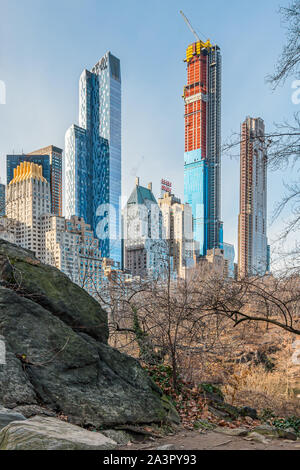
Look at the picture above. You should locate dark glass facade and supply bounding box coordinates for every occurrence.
[28,146,63,216]
[7,154,51,187]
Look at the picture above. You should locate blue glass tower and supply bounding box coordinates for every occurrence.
[65,52,121,266]
[184,152,208,255]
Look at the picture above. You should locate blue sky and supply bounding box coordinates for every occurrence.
[0,0,297,257]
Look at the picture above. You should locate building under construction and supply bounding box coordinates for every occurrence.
[182,16,223,256]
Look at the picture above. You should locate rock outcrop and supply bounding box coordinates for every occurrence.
[0,240,177,429]
[0,406,26,431]
[0,416,117,450]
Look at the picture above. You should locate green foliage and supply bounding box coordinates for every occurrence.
[272,416,300,436]
[145,364,181,395]
[200,383,224,399]
[193,420,216,431]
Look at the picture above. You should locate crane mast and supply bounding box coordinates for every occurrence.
[180,10,201,42]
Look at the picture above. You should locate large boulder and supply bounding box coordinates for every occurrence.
[0,406,26,430]
[0,416,117,450]
[0,240,177,429]
[0,240,108,343]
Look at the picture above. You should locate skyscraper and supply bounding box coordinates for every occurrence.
[6,162,51,258]
[238,117,268,277]
[65,52,121,266]
[223,242,235,279]
[123,178,169,278]
[7,154,50,188]
[158,192,194,278]
[28,146,63,216]
[6,146,62,217]
[183,39,222,256]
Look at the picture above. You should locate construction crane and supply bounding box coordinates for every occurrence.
[180,10,201,42]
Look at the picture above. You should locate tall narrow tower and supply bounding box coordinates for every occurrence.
[183,39,222,256]
[65,52,122,266]
[238,117,268,277]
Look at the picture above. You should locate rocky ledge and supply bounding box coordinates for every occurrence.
[0,240,178,436]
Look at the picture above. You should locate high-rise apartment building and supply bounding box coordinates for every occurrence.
[65,52,121,266]
[6,162,51,258]
[6,146,62,217]
[5,162,126,297]
[158,192,194,278]
[183,39,223,256]
[123,178,169,278]
[28,146,63,216]
[238,117,268,277]
[0,184,5,216]
[42,214,105,296]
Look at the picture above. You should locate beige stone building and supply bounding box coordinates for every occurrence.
[6,163,106,297]
[158,192,194,278]
[6,161,50,258]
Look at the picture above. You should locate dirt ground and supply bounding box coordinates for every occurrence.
[120,429,300,451]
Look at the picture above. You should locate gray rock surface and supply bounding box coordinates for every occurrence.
[156,444,176,450]
[239,406,258,420]
[245,432,270,445]
[276,427,298,441]
[101,429,132,445]
[0,240,178,429]
[0,240,108,343]
[216,426,249,437]
[0,416,117,450]
[12,405,56,418]
[0,406,26,430]
[253,424,277,436]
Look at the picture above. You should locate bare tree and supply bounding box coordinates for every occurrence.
[267,0,300,88]
[223,2,300,274]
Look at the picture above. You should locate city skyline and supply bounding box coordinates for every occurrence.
[0,0,296,261]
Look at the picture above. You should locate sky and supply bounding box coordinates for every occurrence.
[0,0,297,259]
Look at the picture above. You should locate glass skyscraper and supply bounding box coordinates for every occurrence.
[65,52,121,266]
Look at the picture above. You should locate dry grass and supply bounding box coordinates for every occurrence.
[222,349,300,417]
[109,315,300,418]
